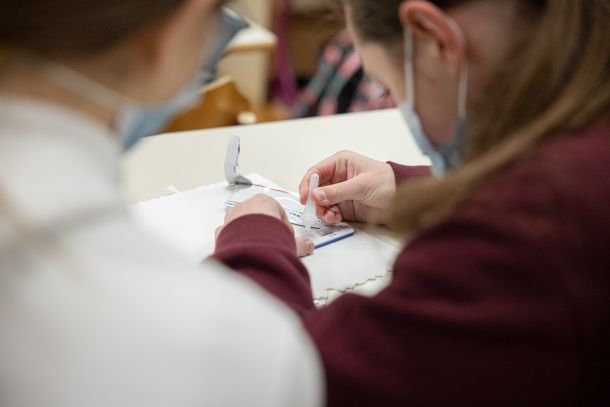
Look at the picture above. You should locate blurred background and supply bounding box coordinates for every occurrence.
[166,0,395,133]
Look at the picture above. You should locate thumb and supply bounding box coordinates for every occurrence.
[313,178,366,206]
[295,237,315,258]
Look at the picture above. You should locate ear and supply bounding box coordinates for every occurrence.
[398,0,466,72]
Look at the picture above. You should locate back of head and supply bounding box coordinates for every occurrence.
[0,0,184,57]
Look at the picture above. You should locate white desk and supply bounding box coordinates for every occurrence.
[122,109,429,298]
[123,109,427,204]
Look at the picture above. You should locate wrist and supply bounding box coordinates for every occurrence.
[387,162,432,184]
[217,214,295,250]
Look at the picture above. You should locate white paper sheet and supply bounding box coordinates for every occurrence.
[226,184,355,249]
[129,174,399,302]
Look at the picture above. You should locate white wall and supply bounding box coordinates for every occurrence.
[219,0,274,104]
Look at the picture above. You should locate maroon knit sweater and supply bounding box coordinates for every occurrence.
[214,122,610,406]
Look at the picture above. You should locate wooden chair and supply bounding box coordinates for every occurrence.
[164,76,252,132]
[164,75,288,133]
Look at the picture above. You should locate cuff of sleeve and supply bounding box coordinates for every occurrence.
[387,162,431,184]
[216,214,296,253]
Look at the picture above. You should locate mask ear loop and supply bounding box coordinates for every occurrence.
[446,17,469,120]
[404,28,416,110]
[404,21,468,118]
[457,63,469,119]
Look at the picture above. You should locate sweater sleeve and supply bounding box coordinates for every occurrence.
[387,161,431,183]
[213,214,315,315]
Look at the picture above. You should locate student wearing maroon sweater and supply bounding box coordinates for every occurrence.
[215,0,610,405]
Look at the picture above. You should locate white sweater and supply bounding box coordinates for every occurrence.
[0,95,323,407]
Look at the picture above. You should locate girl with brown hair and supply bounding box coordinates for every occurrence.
[216,0,610,405]
[0,1,322,406]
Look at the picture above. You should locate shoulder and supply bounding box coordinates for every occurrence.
[463,122,610,238]
[87,215,322,376]
[119,259,323,406]
[112,248,323,406]
[397,122,610,275]
[529,122,610,201]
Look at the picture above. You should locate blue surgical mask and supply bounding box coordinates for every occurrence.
[399,28,470,178]
[45,8,248,151]
[117,76,203,150]
[201,8,249,86]
[119,9,248,150]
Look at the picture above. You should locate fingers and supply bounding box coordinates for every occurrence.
[299,153,349,204]
[222,194,317,258]
[224,194,284,225]
[320,206,343,224]
[312,178,366,207]
[281,208,315,257]
[295,237,315,258]
[301,166,344,224]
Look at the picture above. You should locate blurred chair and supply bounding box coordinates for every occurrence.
[164,76,287,133]
[163,14,281,133]
[165,76,251,132]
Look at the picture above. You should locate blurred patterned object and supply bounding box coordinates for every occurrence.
[293,31,395,118]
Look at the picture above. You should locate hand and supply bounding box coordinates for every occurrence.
[299,151,396,225]
[216,194,315,258]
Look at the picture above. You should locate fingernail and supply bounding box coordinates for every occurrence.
[314,189,327,203]
[306,240,315,254]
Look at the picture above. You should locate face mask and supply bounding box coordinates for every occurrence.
[201,8,249,86]
[399,27,469,178]
[119,9,247,150]
[45,8,247,151]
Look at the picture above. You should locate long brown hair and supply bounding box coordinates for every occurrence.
[344,0,610,233]
[0,0,184,56]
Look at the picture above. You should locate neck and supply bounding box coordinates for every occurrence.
[0,57,116,130]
